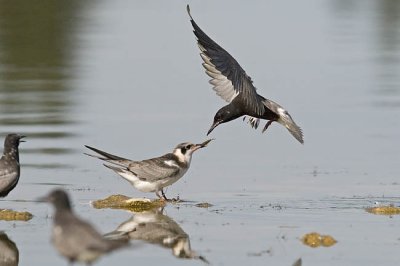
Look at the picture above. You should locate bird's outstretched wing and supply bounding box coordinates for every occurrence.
[187,5,264,115]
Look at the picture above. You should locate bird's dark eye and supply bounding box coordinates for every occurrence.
[185,144,192,150]
[180,147,187,154]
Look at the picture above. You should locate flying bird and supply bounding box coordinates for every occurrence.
[85,139,212,200]
[187,5,303,144]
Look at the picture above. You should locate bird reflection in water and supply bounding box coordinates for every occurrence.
[105,208,208,263]
[0,231,19,266]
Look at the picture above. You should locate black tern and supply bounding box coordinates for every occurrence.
[0,231,19,266]
[0,134,25,197]
[187,5,304,144]
[105,208,208,263]
[85,139,212,200]
[39,189,128,265]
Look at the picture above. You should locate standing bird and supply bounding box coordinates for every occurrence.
[39,189,128,266]
[0,134,25,197]
[85,139,212,200]
[187,5,304,144]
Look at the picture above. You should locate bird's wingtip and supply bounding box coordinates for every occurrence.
[103,163,122,172]
[84,145,97,154]
[186,4,193,20]
[84,152,100,159]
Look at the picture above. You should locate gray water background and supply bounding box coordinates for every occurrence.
[0,0,399,265]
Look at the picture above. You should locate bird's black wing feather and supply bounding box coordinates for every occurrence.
[187,5,264,115]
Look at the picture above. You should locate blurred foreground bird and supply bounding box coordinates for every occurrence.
[39,189,128,266]
[0,134,25,197]
[85,139,212,200]
[0,231,19,266]
[187,5,303,144]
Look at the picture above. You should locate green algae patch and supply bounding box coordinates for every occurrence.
[301,232,337,248]
[91,194,165,212]
[0,209,33,221]
[366,205,400,215]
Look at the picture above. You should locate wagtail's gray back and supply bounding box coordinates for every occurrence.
[85,139,213,200]
[187,5,303,144]
[0,134,25,198]
[38,189,128,265]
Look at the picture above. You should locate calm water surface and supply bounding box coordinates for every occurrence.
[0,0,399,265]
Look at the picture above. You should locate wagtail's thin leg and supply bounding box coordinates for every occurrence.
[156,190,168,201]
[161,189,168,201]
[262,120,273,133]
[155,191,163,199]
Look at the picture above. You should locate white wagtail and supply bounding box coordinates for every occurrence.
[0,134,25,198]
[104,208,208,263]
[187,5,303,144]
[85,139,212,200]
[38,189,129,266]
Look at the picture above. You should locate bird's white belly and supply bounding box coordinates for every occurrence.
[133,169,186,192]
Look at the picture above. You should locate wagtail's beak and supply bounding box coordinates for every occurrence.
[207,121,220,136]
[19,135,27,143]
[193,139,214,151]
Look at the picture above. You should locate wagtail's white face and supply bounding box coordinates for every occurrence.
[172,142,202,164]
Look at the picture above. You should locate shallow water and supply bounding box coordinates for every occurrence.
[0,0,399,265]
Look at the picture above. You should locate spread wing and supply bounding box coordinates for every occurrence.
[127,155,181,182]
[187,5,264,115]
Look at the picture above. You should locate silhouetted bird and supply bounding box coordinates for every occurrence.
[187,5,304,144]
[85,139,212,200]
[0,134,25,197]
[39,189,128,266]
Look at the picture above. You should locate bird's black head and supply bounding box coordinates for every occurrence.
[207,105,240,135]
[4,134,25,149]
[38,189,72,211]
